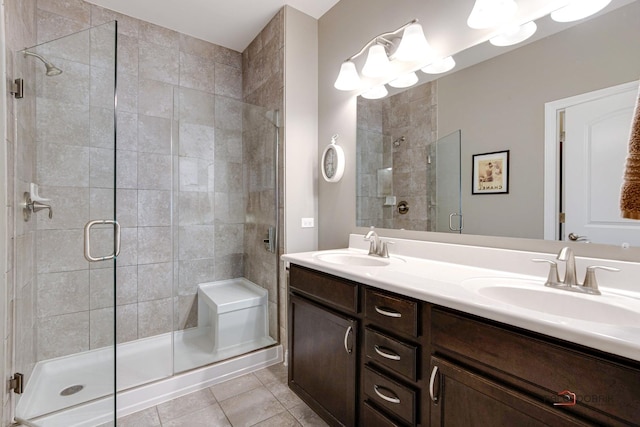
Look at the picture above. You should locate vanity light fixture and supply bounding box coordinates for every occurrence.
[333,19,432,92]
[361,85,389,100]
[334,60,361,91]
[362,44,392,78]
[389,72,419,88]
[550,0,612,23]
[490,21,538,46]
[393,22,432,62]
[421,56,456,74]
[467,0,518,29]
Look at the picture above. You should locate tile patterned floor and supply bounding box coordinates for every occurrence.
[116,363,329,426]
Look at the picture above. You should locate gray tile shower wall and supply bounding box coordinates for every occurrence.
[242,10,284,343]
[356,82,438,231]
[356,96,385,229]
[3,0,285,381]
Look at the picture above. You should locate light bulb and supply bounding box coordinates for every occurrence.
[334,60,361,91]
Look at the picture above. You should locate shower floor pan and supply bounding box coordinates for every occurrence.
[16,329,277,422]
[16,333,173,420]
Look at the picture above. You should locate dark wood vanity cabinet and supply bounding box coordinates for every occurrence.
[288,265,425,427]
[429,308,640,427]
[361,288,425,426]
[288,266,360,426]
[289,294,358,426]
[427,356,591,427]
[288,264,640,426]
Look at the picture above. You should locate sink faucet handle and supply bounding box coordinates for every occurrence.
[532,258,560,285]
[582,265,620,295]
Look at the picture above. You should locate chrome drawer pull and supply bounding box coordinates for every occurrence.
[429,365,439,402]
[374,345,401,361]
[344,326,353,354]
[374,385,400,404]
[375,306,402,318]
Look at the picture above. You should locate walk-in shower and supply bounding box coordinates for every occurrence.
[12,18,281,426]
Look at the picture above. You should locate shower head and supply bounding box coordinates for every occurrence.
[22,50,63,76]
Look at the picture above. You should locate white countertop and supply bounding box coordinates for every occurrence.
[282,234,640,362]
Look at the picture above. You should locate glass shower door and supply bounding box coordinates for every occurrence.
[434,130,462,233]
[13,22,117,425]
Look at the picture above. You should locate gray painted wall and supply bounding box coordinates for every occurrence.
[284,7,318,255]
[439,3,640,238]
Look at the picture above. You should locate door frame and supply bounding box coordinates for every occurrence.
[543,80,639,241]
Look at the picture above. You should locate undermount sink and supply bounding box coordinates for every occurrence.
[313,252,399,267]
[462,278,640,326]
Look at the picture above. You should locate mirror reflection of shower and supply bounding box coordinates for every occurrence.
[22,50,63,76]
[393,135,405,147]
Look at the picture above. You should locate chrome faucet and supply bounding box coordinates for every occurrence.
[364,229,390,258]
[557,247,577,286]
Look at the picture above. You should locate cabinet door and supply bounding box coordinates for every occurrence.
[428,357,592,427]
[289,294,358,427]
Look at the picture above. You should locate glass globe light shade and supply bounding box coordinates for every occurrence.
[467,0,518,29]
[550,0,612,23]
[421,56,456,74]
[490,21,538,46]
[394,22,432,62]
[389,72,419,89]
[361,85,388,100]
[334,60,361,91]
[362,44,391,78]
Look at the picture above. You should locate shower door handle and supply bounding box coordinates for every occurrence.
[84,220,121,262]
[449,213,464,231]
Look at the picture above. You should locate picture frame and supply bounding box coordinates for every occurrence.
[472,150,509,194]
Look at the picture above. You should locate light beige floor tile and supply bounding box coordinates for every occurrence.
[267,381,304,409]
[254,363,287,387]
[210,373,262,402]
[157,388,217,422]
[162,402,231,426]
[289,403,329,427]
[219,386,286,426]
[116,406,161,427]
[253,410,302,427]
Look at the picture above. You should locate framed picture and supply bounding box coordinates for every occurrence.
[472,150,509,194]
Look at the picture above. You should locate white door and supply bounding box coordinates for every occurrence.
[563,84,639,245]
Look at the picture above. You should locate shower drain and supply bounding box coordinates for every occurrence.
[60,385,84,396]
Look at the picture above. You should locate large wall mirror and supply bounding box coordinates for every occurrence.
[356,0,640,247]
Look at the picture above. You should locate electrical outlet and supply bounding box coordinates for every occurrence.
[301,218,314,228]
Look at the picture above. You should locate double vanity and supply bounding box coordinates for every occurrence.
[282,234,640,426]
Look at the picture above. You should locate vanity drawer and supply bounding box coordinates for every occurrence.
[289,265,358,314]
[362,401,405,427]
[364,288,419,337]
[364,327,418,381]
[431,308,640,426]
[363,366,417,425]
